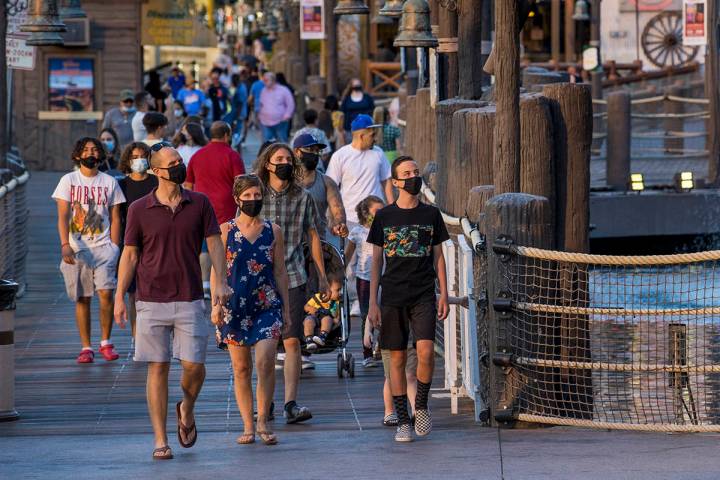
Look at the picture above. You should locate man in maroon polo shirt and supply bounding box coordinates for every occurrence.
[114,144,231,460]
[185,121,245,296]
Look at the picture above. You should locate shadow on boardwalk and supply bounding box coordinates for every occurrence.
[2,171,720,480]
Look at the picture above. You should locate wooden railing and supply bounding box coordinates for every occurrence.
[363,61,402,98]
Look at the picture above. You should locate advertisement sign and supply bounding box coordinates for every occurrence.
[6,6,36,70]
[300,0,324,40]
[141,0,215,47]
[48,58,95,112]
[683,0,707,46]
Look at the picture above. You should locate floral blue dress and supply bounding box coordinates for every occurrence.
[216,219,283,349]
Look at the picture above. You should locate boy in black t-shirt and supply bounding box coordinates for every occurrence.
[367,155,449,442]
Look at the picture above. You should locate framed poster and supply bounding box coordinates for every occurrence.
[683,0,706,46]
[48,58,95,112]
[300,0,324,40]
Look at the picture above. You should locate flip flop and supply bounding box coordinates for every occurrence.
[152,445,173,460]
[236,433,256,444]
[257,430,278,445]
[176,401,197,448]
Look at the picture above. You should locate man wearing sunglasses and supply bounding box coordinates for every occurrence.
[114,143,232,460]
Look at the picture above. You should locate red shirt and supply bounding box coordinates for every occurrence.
[124,188,220,303]
[186,141,245,223]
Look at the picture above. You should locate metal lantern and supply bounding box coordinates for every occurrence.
[334,0,370,16]
[372,0,395,23]
[572,0,590,21]
[20,0,67,46]
[393,0,436,48]
[379,0,403,17]
[60,0,87,19]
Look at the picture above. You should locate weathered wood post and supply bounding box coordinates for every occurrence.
[606,90,631,190]
[520,93,555,210]
[435,99,485,216]
[457,0,483,99]
[664,84,684,152]
[438,2,458,99]
[707,0,720,184]
[484,193,554,426]
[492,0,521,194]
[413,88,435,171]
[403,94,417,158]
[541,83,592,252]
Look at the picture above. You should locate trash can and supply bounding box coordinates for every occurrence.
[0,280,19,421]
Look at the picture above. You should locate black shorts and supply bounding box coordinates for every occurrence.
[283,283,306,340]
[379,302,437,350]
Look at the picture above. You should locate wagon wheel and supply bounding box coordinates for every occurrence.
[641,11,699,68]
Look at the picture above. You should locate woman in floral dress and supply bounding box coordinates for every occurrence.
[211,174,290,446]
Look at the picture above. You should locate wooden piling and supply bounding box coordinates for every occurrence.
[458,0,484,99]
[403,94,417,158]
[413,88,436,171]
[606,90,631,190]
[541,83,592,253]
[435,99,485,216]
[520,93,555,211]
[492,0,522,195]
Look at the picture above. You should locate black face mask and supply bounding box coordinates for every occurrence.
[239,199,263,217]
[80,156,98,169]
[157,163,187,185]
[272,163,294,181]
[300,152,320,171]
[352,86,363,92]
[399,176,422,196]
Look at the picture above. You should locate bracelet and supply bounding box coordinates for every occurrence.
[61,243,70,248]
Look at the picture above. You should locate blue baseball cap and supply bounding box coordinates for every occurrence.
[351,114,382,132]
[292,132,326,149]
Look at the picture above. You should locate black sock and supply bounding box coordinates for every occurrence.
[416,380,431,411]
[393,395,411,426]
[284,400,297,413]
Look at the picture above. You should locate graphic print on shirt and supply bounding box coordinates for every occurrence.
[69,184,111,239]
[383,225,433,257]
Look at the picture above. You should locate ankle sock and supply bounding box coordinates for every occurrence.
[416,380,431,411]
[100,339,111,347]
[392,395,411,426]
[81,347,93,352]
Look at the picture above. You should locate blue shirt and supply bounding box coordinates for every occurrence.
[177,88,206,116]
[168,74,185,98]
[250,80,264,113]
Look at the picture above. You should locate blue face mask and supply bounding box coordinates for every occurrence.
[102,140,115,152]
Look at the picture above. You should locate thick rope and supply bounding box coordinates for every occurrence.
[511,245,720,265]
[516,414,720,432]
[631,111,709,119]
[513,301,720,317]
[513,356,720,373]
[631,130,707,139]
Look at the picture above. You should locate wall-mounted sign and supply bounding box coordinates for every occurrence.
[141,0,216,47]
[300,0,324,40]
[48,58,95,112]
[619,0,680,12]
[6,5,36,71]
[683,0,706,46]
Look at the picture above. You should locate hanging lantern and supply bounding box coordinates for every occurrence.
[20,0,67,46]
[379,0,403,17]
[393,0,436,48]
[572,0,590,21]
[60,0,87,19]
[334,0,370,16]
[372,0,396,23]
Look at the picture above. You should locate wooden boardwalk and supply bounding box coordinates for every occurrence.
[4,163,720,480]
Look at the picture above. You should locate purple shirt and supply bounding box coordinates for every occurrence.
[124,188,220,303]
[258,84,295,127]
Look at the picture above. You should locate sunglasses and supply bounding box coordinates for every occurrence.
[150,141,173,153]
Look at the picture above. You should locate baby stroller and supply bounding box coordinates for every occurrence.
[302,240,356,378]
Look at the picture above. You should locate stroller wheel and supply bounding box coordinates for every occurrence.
[337,353,344,378]
[347,353,355,378]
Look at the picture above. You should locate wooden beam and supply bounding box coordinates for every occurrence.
[564,0,576,63]
[551,0,560,64]
[492,0,521,194]
[458,0,484,99]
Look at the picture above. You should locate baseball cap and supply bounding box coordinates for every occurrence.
[351,114,381,132]
[293,133,327,150]
[119,89,134,102]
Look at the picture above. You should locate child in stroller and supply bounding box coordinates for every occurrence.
[303,272,343,350]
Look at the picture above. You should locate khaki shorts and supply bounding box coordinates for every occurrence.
[381,347,418,379]
[134,300,209,364]
[59,243,119,301]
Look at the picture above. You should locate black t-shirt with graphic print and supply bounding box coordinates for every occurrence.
[368,202,449,307]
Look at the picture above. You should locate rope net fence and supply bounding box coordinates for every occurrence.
[490,245,720,432]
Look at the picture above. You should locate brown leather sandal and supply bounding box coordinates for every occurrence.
[152,445,174,460]
[176,401,197,448]
[258,430,278,445]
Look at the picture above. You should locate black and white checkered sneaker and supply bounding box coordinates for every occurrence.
[414,409,432,436]
[395,423,413,442]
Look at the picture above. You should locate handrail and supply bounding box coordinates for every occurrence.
[420,181,484,254]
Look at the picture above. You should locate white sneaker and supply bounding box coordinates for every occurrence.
[395,423,413,442]
[301,355,315,370]
[362,357,377,368]
[350,300,360,317]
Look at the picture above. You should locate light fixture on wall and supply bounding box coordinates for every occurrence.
[20,0,67,46]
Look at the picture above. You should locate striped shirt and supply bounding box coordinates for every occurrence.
[262,183,319,289]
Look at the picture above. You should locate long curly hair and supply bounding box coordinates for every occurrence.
[70,137,107,168]
[253,142,303,188]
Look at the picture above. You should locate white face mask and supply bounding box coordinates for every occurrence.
[130,157,148,173]
[174,109,183,118]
